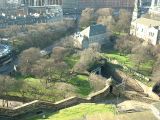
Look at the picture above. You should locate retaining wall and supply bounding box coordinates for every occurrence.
[0,84,110,119]
[112,70,160,101]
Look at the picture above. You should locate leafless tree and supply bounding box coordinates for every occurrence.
[32,58,70,87]
[89,74,106,92]
[97,15,115,31]
[73,48,100,72]
[116,9,131,33]
[96,8,114,17]
[131,45,154,71]
[115,35,140,55]
[54,82,76,99]
[52,47,68,61]
[18,47,41,76]
[0,75,15,107]
[79,8,96,28]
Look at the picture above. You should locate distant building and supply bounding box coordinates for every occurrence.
[73,24,109,49]
[7,0,20,4]
[132,0,142,21]
[130,0,160,45]
[20,0,153,14]
[78,0,134,10]
[62,0,78,13]
[149,0,160,15]
[130,17,160,45]
[0,0,7,9]
[62,0,135,14]
[21,0,62,6]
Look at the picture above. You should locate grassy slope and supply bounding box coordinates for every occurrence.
[64,55,79,68]
[10,74,91,101]
[69,75,92,96]
[29,103,115,120]
[102,51,153,76]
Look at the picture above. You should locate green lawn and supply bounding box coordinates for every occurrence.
[102,51,134,67]
[64,55,79,68]
[102,51,153,76]
[9,77,59,101]
[102,51,155,86]
[28,103,115,120]
[69,75,92,96]
[10,74,91,101]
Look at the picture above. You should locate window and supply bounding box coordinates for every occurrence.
[141,28,143,32]
[149,32,154,37]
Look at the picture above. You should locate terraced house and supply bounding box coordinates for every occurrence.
[130,0,160,45]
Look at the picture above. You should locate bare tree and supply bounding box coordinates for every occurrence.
[73,48,100,72]
[18,47,41,76]
[131,45,154,71]
[89,74,106,92]
[52,47,68,61]
[15,80,31,103]
[96,8,114,17]
[0,75,15,107]
[115,35,140,55]
[116,9,131,33]
[60,36,75,48]
[97,15,115,31]
[79,8,96,28]
[32,58,70,87]
[54,82,76,99]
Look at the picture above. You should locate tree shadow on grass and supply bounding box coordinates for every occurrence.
[68,75,92,96]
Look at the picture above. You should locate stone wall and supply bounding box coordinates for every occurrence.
[111,69,145,92]
[112,70,160,101]
[0,84,110,119]
[88,85,110,102]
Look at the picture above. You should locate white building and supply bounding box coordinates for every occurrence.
[130,0,160,45]
[28,5,63,22]
[149,0,160,15]
[7,0,20,4]
[73,24,109,49]
[130,17,160,45]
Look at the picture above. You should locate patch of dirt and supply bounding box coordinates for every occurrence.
[0,99,23,108]
[117,100,151,112]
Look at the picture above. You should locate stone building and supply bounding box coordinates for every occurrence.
[20,0,153,14]
[130,0,160,45]
[130,18,160,45]
[74,24,109,49]
[149,0,160,15]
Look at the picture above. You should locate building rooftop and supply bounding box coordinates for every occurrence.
[89,24,106,36]
[134,17,160,27]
